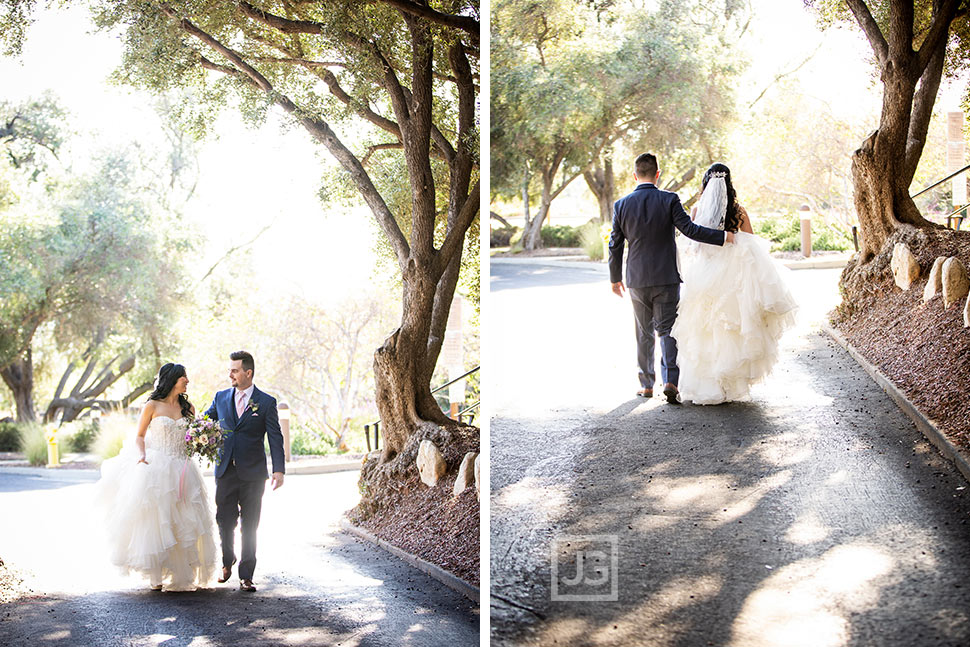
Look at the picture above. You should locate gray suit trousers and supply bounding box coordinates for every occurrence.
[629,284,680,389]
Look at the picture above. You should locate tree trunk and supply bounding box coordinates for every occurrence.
[373,263,453,463]
[522,172,552,250]
[841,0,957,263]
[584,155,615,223]
[0,350,35,422]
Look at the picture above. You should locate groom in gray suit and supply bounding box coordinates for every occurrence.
[608,153,734,403]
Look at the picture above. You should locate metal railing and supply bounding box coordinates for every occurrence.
[364,365,480,452]
[910,163,970,231]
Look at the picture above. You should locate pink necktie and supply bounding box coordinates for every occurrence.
[236,391,246,418]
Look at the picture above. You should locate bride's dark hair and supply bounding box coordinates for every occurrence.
[702,162,741,233]
[148,363,193,420]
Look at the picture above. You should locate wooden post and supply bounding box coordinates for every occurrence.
[799,204,812,258]
[278,402,291,463]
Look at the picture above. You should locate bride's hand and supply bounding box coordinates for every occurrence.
[137,456,148,465]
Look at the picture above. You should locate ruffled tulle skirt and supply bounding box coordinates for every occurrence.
[672,231,798,405]
[94,441,217,591]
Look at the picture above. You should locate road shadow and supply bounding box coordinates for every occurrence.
[491,332,970,646]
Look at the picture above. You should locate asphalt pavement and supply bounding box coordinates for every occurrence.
[0,469,478,646]
[489,257,970,647]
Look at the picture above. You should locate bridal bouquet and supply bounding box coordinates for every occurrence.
[184,415,225,465]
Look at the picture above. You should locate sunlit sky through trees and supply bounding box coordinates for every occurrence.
[0,1,383,307]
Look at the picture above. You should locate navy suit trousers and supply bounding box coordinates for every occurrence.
[629,284,680,389]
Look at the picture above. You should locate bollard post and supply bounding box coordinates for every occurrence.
[278,402,291,463]
[799,204,812,258]
[852,225,859,252]
[46,427,60,468]
[364,424,371,452]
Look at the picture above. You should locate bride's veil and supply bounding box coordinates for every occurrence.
[693,173,728,231]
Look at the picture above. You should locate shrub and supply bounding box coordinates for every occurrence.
[61,419,100,453]
[490,226,518,247]
[581,221,611,261]
[20,424,48,466]
[754,214,852,252]
[95,414,134,461]
[540,224,582,247]
[0,422,21,452]
[290,425,337,455]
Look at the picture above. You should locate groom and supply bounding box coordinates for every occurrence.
[204,350,285,592]
[608,153,734,403]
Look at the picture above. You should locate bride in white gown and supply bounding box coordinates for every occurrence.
[672,163,798,405]
[95,363,216,591]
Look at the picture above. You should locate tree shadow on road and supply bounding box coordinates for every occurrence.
[491,332,970,647]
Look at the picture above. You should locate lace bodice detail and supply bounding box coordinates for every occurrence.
[146,416,189,458]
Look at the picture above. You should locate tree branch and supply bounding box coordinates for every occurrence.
[163,8,411,267]
[436,179,480,274]
[376,0,479,42]
[916,0,962,74]
[200,222,273,283]
[845,0,889,64]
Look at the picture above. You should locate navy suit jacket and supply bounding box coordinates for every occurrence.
[608,183,725,288]
[204,385,285,481]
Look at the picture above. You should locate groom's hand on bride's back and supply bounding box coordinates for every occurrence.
[612,281,626,297]
[725,231,735,244]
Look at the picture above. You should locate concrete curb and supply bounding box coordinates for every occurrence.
[782,257,850,270]
[822,323,970,485]
[339,517,480,604]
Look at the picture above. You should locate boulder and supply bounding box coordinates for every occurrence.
[942,257,970,308]
[453,452,478,496]
[890,243,920,290]
[923,257,946,302]
[416,439,447,487]
[474,454,481,500]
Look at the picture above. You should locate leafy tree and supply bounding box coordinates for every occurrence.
[0,151,188,422]
[807,0,967,262]
[70,0,481,477]
[491,0,743,247]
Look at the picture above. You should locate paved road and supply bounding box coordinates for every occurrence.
[489,257,970,647]
[0,469,478,646]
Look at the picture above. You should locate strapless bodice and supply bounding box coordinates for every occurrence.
[146,416,189,458]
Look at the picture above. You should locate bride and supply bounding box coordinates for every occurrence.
[672,163,798,405]
[95,363,217,591]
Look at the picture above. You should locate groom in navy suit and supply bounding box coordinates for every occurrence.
[608,153,734,403]
[204,350,285,592]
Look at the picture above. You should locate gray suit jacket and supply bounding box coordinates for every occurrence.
[608,183,725,288]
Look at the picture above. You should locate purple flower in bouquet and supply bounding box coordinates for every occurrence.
[185,415,226,465]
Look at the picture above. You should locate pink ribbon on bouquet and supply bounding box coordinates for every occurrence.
[177,458,189,502]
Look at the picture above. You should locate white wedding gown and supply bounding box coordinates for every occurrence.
[672,231,798,404]
[95,416,217,590]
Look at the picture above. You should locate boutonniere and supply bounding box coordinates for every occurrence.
[248,401,259,414]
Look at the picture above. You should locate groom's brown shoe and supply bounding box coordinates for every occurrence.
[240,579,256,592]
[637,388,653,398]
[663,383,681,404]
[218,559,236,583]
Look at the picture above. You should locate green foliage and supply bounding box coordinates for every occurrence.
[94,414,132,461]
[289,425,337,456]
[60,418,99,453]
[541,224,582,247]
[754,214,852,252]
[581,221,610,261]
[0,421,20,451]
[19,423,47,466]
[490,226,518,247]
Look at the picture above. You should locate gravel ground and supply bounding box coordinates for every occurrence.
[834,230,970,452]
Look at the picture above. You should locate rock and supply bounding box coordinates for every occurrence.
[453,452,478,496]
[942,257,970,308]
[890,243,920,290]
[474,454,481,500]
[923,257,946,302]
[416,439,446,487]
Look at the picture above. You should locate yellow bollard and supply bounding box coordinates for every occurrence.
[46,427,60,468]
